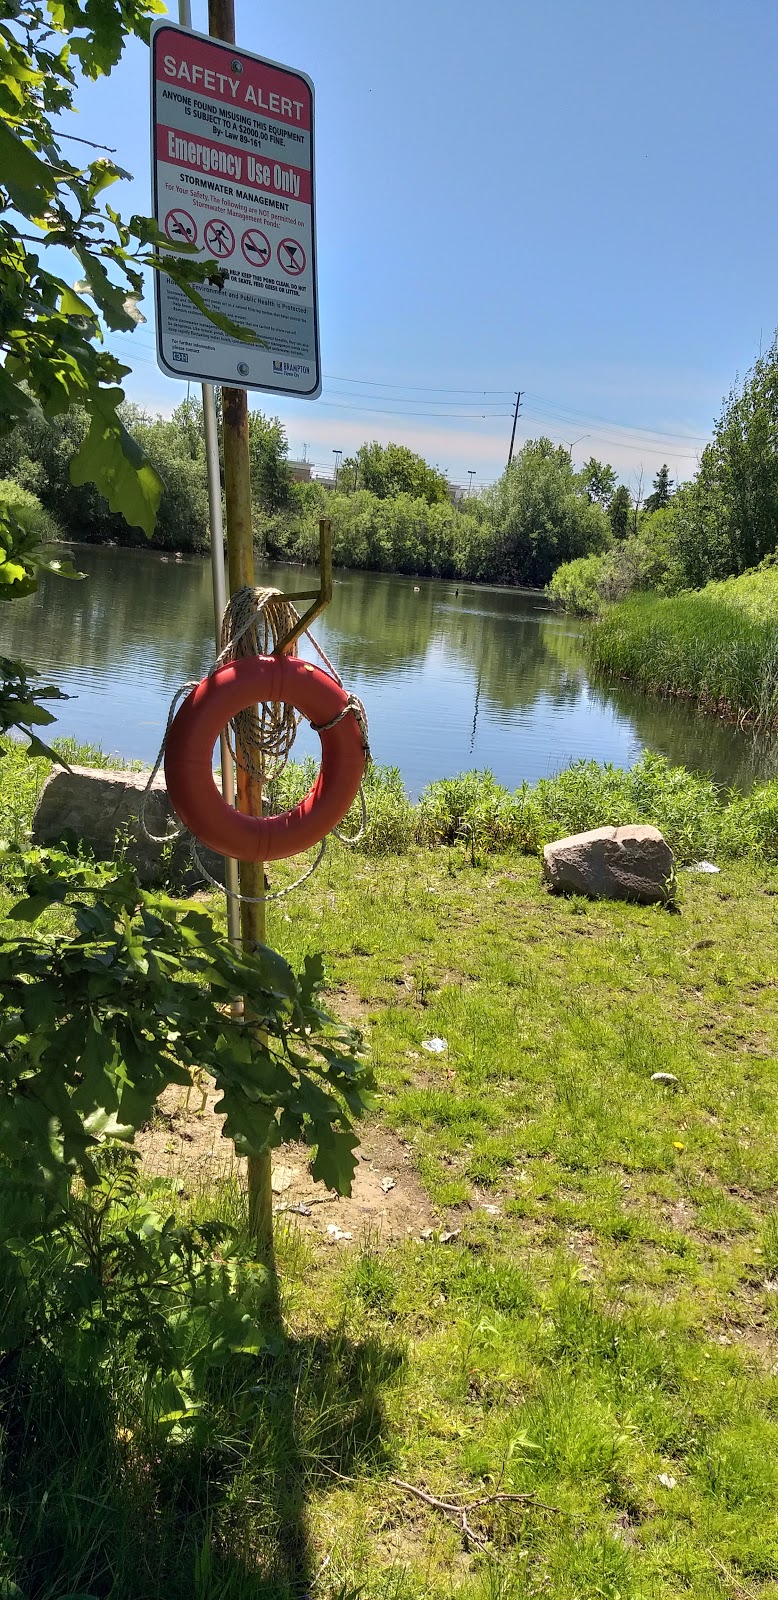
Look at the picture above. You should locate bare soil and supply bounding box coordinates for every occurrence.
[136,1082,437,1244]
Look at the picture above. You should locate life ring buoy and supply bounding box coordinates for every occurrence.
[164,655,367,862]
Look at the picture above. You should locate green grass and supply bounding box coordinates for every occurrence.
[2,812,778,1593]
[2,745,778,1596]
[590,562,778,730]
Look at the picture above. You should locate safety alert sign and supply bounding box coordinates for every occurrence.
[150,20,320,396]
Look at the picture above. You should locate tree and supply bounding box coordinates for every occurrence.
[644,463,674,514]
[248,409,292,513]
[0,2,252,547]
[610,483,631,541]
[348,441,449,504]
[579,457,617,508]
[484,438,611,587]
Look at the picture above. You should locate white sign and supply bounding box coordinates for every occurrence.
[150,20,320,397]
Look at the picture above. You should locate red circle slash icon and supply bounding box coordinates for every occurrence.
[204,218,235,258]
[277,237,306,275]
[241,227,271,268]
[164,208,197,246]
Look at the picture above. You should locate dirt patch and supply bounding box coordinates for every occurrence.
[136,1083,437,1244]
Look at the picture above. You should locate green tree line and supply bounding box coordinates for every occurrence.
[550,332,778,612]
[1,403,622,585]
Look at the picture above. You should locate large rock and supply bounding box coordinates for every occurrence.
[543,824,675,904]
[32,764,225,889]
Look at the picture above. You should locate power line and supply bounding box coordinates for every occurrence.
[523,390,709,446]
[110,334,709,452]
[322,373,513,396]
[304,400,513,420]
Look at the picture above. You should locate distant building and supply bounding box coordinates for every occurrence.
[288,458,312,482]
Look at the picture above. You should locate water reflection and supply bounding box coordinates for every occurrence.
[3,545,775,794]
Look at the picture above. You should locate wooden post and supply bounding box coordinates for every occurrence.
[208,0,273,1262]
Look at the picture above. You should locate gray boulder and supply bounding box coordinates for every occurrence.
[543,824,674,904]
[32,764,225,889]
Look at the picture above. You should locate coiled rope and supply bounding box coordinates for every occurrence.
[140,587,370,902]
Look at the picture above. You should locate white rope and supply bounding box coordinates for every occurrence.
[190,836,327,902]
[140,680,200,843]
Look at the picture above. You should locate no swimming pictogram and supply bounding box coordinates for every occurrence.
[204,217,235,258]
[165,208,197,245]
[277,237,306,275]
[241,227,271,267]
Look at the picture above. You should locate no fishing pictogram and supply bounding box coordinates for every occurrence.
[241,227,272,268]
[165,208,197,245]
[277,237,306,275]
[204,218,235,258]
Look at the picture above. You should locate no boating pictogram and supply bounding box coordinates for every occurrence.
[165,208,197,246]
[241,227,271,267]
[277,237,306,275]
[204,218,235,258]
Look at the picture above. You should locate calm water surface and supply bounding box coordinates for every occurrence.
[6,544,776,795]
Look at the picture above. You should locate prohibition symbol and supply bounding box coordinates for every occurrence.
[164,208,197,246]
[277,237,306,275]
[204,217,235,258]
[241,227,271,268]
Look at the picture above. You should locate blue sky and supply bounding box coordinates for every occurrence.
[70,0,778,491]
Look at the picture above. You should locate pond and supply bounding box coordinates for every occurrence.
[6,544,776,796]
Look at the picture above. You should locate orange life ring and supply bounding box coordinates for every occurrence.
[164,655,367,862]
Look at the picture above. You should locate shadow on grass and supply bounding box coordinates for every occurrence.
[0,1323,404,1599]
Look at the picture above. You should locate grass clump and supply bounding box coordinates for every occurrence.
[590,561,778,730]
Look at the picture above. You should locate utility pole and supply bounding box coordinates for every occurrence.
[507,389,523,467]
[207,0,273,1262]
[467,469,475,496]
[333,448,342,488]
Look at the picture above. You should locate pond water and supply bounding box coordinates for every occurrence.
[5,544,776,796]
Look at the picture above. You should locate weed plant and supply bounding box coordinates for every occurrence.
[6,735,778,869]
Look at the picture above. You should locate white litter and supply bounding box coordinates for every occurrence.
[271,1164,297,1194]
[482,1203,501,1216]
[422,1036,448,1053]
[326,1223,352,1242]
[685,861,720,874]
[651,1072,679,1086]
[381,1176,396,1193]
[657,1473,677,1489]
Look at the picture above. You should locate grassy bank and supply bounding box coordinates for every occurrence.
[2,822,778,1595]
[1,742,778,1596]
[590,564,778,731]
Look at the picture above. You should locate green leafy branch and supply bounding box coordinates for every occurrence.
[0,3,259,537]
[0,848,374,1200]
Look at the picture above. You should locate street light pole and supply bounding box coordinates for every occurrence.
[332,448,342,489]
[467,470,475,496]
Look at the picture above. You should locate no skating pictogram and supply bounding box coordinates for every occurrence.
[277,237,306,275]
[241,228,272,268]
[165,208,197,246]
[204,218,235,258]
